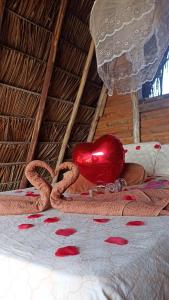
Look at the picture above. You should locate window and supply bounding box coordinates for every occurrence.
[142,47,169,99]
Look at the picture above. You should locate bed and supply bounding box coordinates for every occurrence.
[0,142,169,300]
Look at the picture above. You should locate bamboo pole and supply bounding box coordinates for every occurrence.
[19,0,68,188]
[87,85,107,142]
[0,0,6,32]
[55,40,95,171]
[131,92,140,143]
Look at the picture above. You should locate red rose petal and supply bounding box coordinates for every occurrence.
[105,237,128,245]
[154,144,161,149]
[25,192,34,196]
[123,195,136,201]
[93,218,110,223]
[136,146,141,150]
[126,221,145,226]
[18,224,34,230]
[81,192,89,196]
[44,217,60,223]
[55,228,77,236]
[55,246,79,257]
[144,177,153,182]
[27,214,44,219]
[25,192,40,197]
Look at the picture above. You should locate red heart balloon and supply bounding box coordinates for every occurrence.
[73,135,125,184]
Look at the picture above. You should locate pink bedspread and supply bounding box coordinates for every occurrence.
[126,176,169,190]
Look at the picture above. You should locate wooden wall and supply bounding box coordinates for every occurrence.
[95,93,169,145]
[94,92,133,144]
[140,95,169,144]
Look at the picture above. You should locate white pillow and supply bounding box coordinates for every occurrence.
[154,144,169,176]
[123,142,161,176]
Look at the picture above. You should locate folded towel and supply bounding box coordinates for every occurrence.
[0,161,169,217]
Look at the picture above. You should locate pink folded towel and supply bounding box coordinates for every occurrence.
[0,160,169,216]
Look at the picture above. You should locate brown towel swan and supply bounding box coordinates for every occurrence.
[0,160,55,215]
[0,160,169,216]
[51,162,169,216]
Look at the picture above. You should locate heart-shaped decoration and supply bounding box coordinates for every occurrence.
[73,135,124,184]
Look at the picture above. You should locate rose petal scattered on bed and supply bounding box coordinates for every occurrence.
[105,237,128,245]
[81,192,89,196]
[55,228,77,236]
[144,177,153,182]
[126,221,145,226]
[135,146,141,150]
[55,246,79,257]
[93,218,110,223]
[44,217,60,223]
[154,144,161,149]
[95,191,105,195]
[18,224,34,230]
[123,195,136,201]
[25,192,40,197]
[27,214,44,219]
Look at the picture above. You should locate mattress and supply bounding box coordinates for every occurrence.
[0,177,169,300]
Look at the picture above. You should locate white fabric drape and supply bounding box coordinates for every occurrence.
[90,0,169,95]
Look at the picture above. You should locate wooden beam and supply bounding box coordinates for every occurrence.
[131,92,140,143]
[87,85,107,142]
[55,40,95,170]
[0,0,6,31]
[139,95,169,113]
[0,82,97,110]
[19,0,68,188]
[56,65,102,89]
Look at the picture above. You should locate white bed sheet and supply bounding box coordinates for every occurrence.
[0,187,169,300]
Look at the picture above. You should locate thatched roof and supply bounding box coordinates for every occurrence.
[0,0,104,191]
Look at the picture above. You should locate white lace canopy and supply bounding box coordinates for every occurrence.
[90,0,169,95]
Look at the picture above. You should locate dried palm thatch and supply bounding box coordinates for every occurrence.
[0,162,26,185]
[44,98,73,122]
[0,47,46,92]
[0,0,104,191]
[0,116,34,141]
[0,181,21,191]
[70,124,90,142]
[0,142,29,162]
[33,159,56,183]
[1,9,52,61]
[36,142,61,161]
[49,68,80,100]
[81,82,102,106]
[39,122,67,142]
[68,0,94,23]
[76,106,95,124]
[88,54,102,85]
[0,84,39,117]
[56,40,87,76]
[6,0,59,30]
[64,142,77,159]
[62,13,91,51]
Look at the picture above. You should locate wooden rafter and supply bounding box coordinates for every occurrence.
[55,40,95,171]
[20,0,68,188]
[131,92,140,143]
[87,85,107,142]
[0,82,96,110]
[0,0,6,31]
